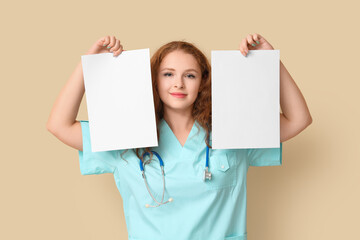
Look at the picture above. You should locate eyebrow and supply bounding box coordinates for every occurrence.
[160,68,199,73]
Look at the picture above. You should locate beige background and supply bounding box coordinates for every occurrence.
[1,0,359,239]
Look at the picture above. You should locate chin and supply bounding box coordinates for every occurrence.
[166,102,193,111]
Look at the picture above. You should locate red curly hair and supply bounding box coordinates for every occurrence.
[120,40,212,163]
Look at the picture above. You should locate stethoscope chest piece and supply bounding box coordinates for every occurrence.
[203,140,212,181]
[203,167,212,181]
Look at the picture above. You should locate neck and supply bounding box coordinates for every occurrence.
[163,106,195,132]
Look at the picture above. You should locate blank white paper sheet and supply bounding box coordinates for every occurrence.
[81,49,158,152]
[211,50,280,149]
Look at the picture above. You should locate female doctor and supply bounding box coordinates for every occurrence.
[47,34,312,240]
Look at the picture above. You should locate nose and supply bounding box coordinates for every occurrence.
[174,75,184,88]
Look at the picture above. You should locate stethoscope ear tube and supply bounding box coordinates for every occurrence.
[140,151,164,171]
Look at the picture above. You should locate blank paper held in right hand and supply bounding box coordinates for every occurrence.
[211,50,280,149]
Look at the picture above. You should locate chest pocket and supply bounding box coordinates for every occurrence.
[204,152,238,190]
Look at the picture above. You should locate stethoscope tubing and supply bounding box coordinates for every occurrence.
[140,151,167,207]
[139,135,211,208]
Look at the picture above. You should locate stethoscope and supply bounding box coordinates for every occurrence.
[139,138,211,208]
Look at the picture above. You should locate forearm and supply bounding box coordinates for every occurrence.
[279,60,312,124]
[46,61,85,132]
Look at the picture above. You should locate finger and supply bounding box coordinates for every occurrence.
[113,45,124,56]
[102,36,110,47]
[106,36,116,50]
[110,39,120,53]
[253,33,261,44]
[247,34,257,48]
[113,44,124,56]
[99,36,106,45]
[240,38,248,56]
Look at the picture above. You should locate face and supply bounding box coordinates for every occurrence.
[157,50,202,112]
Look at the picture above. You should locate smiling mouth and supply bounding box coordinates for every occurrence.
[170,93,187,98]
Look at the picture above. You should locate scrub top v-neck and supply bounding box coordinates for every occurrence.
[78,119,282,240]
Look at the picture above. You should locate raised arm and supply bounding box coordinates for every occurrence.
[239,33,312,143]
[278,60,312,142]
[46,35,124,151]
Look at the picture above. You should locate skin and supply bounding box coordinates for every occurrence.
[156,50,202,146]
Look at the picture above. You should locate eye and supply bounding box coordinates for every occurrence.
[164,72,173,77]
[187,74,195,78]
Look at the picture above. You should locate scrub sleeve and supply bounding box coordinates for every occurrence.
[247,142,283,167]
[77,120,119,175]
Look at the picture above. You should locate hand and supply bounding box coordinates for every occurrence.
[238,33,274,57]
[86,35,125,57]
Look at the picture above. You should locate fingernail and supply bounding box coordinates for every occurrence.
[251,43,256,47]
[107,46,111,49]
[256,41,260,44]
[103,44,106,46]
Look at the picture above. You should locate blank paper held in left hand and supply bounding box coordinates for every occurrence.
[81,49,158,152]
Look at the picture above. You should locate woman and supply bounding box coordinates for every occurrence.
[47,34,312,240]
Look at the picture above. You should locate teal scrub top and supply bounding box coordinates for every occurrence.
[78,119,282,240]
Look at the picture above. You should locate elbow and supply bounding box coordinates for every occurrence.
[294,115,313,132]
[298,112,313,127]
[46,122,57,134]
[46,122,52,132]
[306,115,313,126]
[299,116,312,131]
